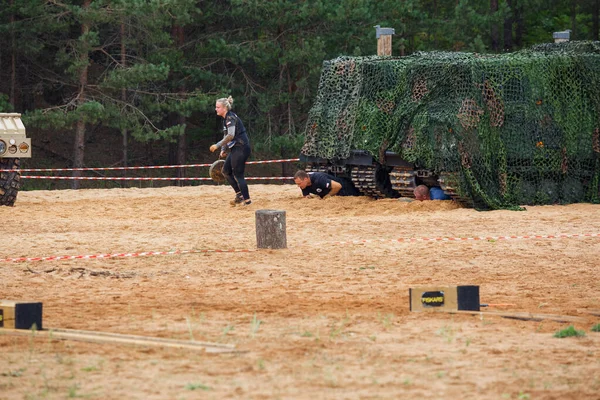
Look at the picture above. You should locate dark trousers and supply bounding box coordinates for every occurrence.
[331,176,361,196]
[222,144,251,200]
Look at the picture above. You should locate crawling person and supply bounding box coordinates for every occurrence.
[413,184,452,201]
[293,170,359,198]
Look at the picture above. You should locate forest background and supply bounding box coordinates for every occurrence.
[0,0,598,190]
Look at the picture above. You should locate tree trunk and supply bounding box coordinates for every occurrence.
[514,2,524,47]
[120,20,128,170]
[490,0,500,51]
[281,65,296,177]
[72,0,91,189]
[176,114,186,185]
[73,121,86,189]
[571,0,577,39]
[594,0,599,41]
[286,66,295,137]
[172,24,186,186]
[433,0,438,48]
[9,0,15,110]
[120,19,129,187]
[503,0,514,51]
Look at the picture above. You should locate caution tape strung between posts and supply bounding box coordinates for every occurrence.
[1,248,255,263]
[2,232,598,264]
[20,176,294,181]
[327,232,600,246]
[2,158,301,172]
[11,157,300,181]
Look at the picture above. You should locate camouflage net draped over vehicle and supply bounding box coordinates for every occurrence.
[302,42,600,209]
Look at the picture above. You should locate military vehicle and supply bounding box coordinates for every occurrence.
[0,113,32,206]
[300,41,600,209]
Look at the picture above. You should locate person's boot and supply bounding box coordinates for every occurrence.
[230,193,244,206]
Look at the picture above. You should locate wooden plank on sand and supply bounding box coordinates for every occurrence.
[435,310,587,323]
[0,328,241,353]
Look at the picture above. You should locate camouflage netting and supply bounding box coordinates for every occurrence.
[302,41,600,209]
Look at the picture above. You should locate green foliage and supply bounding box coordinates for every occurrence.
[2,0,600,169]
[553,325,586,338]
[103,63,171,89]
[253,133,305,159]
[591,324,600,332]
[185,382,211,391]
[0,94,10,112]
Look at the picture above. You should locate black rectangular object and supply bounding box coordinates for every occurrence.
[457,285,480,311]
[15,302,43,330]
[0,301,43,330]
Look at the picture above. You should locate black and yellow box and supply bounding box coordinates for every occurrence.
[409,286,480,312]
[0,300,43,330]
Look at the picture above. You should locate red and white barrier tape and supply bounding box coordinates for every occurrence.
[328,232,600,246]
[5,158,300,172]
[10,164,210,172]
[3,232,598,264]
[247,158,299,165]
[2,248,255,263]
[21,175,294,181]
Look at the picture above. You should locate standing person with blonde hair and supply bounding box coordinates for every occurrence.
[210,96,252,206]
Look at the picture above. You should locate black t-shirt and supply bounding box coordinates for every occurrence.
[222,111,250,148]
[302,172,334,198]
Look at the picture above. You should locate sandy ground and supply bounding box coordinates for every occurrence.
[0,184,599,400]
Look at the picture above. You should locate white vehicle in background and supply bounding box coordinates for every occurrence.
[0,113,31,206]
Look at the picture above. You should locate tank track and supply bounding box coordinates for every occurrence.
[305,164,329,174]
[438,172,473,206]
[350,165,397,199]
[389,167,417,198]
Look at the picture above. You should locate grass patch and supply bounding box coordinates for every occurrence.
[553,325,585,338]
[1,368,25,377]
[257,359,266,370]
[591,323,600,332]
[329,316,349,340]
[185,382,211,391]
[67,384,81,398]
[186,316,195,341]
[250,313,262,338]
[376,312,395,330]
[436,325,455,343]
[221,324,235,336]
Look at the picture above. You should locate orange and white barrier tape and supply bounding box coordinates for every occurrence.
[12,157,301,180]
[328,232,600,246]
[20,176,293,181]
[247,158,300,165]
[2,248,255,263]
[2,232,598,264]
[7,158,300,172]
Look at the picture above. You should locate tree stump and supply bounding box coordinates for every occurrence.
[255,209,287,249]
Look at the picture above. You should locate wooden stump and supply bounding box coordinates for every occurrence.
[255,209,287,249]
